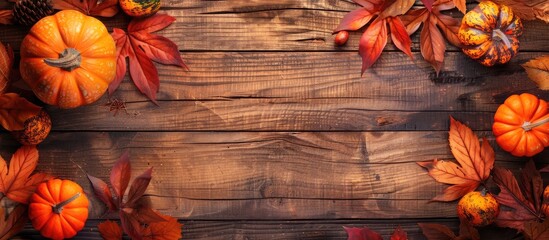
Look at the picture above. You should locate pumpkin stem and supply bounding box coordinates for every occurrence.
[522,117,549,131]
[44,48,81,72]
[52,192,81,214]
[492,29,511,49]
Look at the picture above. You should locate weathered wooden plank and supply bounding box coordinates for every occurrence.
[18,218,519,240]
[107,51,542,105]
[0,3,547,52]
[1,131,544,219]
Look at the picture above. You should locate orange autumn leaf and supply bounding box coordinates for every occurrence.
[142,215,182,240]
[522,55,549,90]
[52,0,119,17]
[98,220,123,240]
[417,117,495,201]
[0,42,13,94]
[0,146,52,204]
[490,0,549,23]
[0,93,41,131]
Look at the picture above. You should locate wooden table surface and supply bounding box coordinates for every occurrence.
[2,0,549,239]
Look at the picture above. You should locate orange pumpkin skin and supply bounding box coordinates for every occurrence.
[20,10,116,109]
[457,191,499,227]
[493,93,549,157]
[458,1,523,66]
[29,179,89,240]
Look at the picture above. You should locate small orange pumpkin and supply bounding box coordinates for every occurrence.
[458,1,523,66]
[493,93,549,157]
[542,185,549,217]
[457,190,499,227]
[19,10,116,109]
[29,179,89,240]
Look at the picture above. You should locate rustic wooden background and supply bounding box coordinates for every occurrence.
[1,0,549,239]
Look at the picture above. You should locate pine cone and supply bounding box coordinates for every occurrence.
[13,0,54,26]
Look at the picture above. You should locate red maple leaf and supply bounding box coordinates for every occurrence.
[0,146,52,204]
[400,0,461,74]
[88,151,172,239]
[418,219,480,240]
[110,14,188,103]
[492,160,544,231]
[334,0,414,75]
[51,0,119,17]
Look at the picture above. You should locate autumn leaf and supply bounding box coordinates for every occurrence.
[98,220,123,240]
[343,226,383,240]
[0,146,52,204]
[0,93,41,131]
[418,219,479,240]
[390,226,407,240]
[110,151,131,202]
[522,55,549,90]
[493,161,544,231]
[524,220,549,240]
[0,42,13,94]
[0,10,13,25]
[417,116,494,201]
[334,0,414,75]
[87,174,116,211]
[421,0,435,11]
[109,14,187,103]
[400,0,461,74]
[489,0,549,23]
[52,0,119,17]
[142,215,183,240]
[0,205,28,240]
[453,0,466,14]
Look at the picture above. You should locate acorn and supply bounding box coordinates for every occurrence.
[11,109,52,145]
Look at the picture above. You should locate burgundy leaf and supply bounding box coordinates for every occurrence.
[459,219,480,240]
[421,0,435,11]
[334,8,375,32]
[540,164,549,173]
[524,220,549,240]
[387,17,413,59]
[109,28,129,95]
[520,160,543,212]
[110,151,131,202]
[417,223,456,240]
[87,174,117,211]
[120,210,143,240]
[125,167,153,208]
[359,18,388,75]
[129,32,187,68]
[137,207,167,224]
[128,14,176,33]
[343,226,383,240]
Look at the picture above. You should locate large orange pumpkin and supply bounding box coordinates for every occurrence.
[20,10,116,109]
[493,93,549,157]
[458,1,523,66]
[29,179,89,240]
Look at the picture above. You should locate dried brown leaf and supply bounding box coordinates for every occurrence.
[98,220,123,240]
[142,214,182,240]
[523,55,549,90]
[490,0,549,22]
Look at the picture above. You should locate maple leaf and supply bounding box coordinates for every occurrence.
[142,214,183,240]
[88,151,169,240]
[343,226,383,240]
[334,0,414,75]
[0,10,12,25]
[400,0,461,74]
[417,117,494,201]
[522,55,549,90]
[0,205,28,240]
[98,220,123,240]
[492,160,544,231]
[489,0,549,23]
[0,146,52,204]
[51,0,119,17]
[418,219,480,240]
[109,14,187,103]
[0,93,41,131]
[523,220,549,240]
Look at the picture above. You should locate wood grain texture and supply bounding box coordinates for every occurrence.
[17,218,522,240]
[1,131,545,220]
[0,3,548,52]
